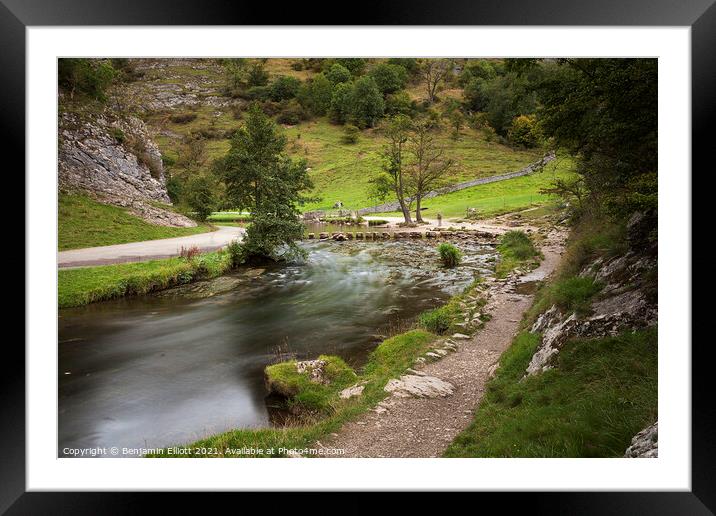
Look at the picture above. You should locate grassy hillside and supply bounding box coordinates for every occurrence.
[59,194,212,250]
[374,157,575,220]
[131,59,542,214]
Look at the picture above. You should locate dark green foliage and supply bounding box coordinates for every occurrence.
[183,175,216,221]
[325,63,352,85]
[276,99,307,125]
[418,305,459,334]
[297,73,333,116]
[438,243,462,267]
[269,75,302,101]
[247,61,269,87]
[58,58,117,101]
[333,58,366,76]
[544,276,604,315]
[535,59,657,219]
[385,91,416,116]
[347,76,384,128]
[369,63,408,94]
[387,57,420,76]
[213,104,313,261]
[329,82,353,123]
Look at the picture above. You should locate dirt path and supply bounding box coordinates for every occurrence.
[321,228,566,458]
[58,225,244,268]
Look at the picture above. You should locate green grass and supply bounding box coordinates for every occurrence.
[374,157,575,220]
[58,251,232,308]
[418,279,487,335]
[495,230,541,278]
[59,194,212,250]
[265,355,358,414]
[444,327,657,457]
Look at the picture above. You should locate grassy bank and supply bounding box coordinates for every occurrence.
[444,328,657,457]
[59,193,213,250]
[495,230,541,278]
[58,251,232,308]
[445,213,657,457]
[147,279,488,457]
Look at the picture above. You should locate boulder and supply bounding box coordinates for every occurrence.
[384,374,455,398]
[624,422,658,458]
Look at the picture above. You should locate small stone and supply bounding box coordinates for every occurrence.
[452,333,470,340]
[384,374,455,398]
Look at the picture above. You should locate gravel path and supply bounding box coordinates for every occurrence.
[58,225,244,268]
[321,229,566,458]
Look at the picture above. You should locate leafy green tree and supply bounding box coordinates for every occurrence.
[297,73,333,116]
[247,61,269,87]
[58,59,117,101]
[326,63,352,85]
[507,114,541,147]
[347,76,384,128]
[213,104,313,261]
[535,58,657,218]
[269,75,301,101]
[369,63,408,95]
[387,58,420,77]
[329,82,353,123]
[463,77,490,112]
[334,58,366,76]
[184,175,217,222]
[385,91,415,116]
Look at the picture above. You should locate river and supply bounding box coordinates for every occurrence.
[58,240,496,456]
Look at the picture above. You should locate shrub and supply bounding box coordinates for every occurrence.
[498,230,537,260]
[111,127,125,143]
[438,243,462,268]
[58,58,117,101]
[418,305,459,334]
[325,63,352,85]
[170,112,197,124]
[269,75,302,102]
[276,99,307,125]
[507,114,541,148]
[226,239,245,268]
[341,124,360,144]
[369,63,408,94]
[347,76,384,128]
[367,219,388,226]
[183,175,216,221]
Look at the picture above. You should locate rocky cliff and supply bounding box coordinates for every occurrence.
[58,107,196,227]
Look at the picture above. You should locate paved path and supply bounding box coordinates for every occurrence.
[58,226,244,268]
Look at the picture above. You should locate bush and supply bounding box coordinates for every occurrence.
[326,63,352,85]
[276,99,307,125]
[226,239,245,268]
[347,76,384,128]
[367,219,388,226]
[385,91,415,116]
[111,127,125,143]
[498,231,537,260]
[183,175,216,222]
[58,58,117,101]
[269,75,302,102]
[507,114,541,148]
[369,63,408,94]
[418,305,458,334]
[170,112,197,124]
[438,243,462,268]
[341,124,360,144]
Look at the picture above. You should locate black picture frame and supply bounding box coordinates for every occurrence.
[5,0,711,512]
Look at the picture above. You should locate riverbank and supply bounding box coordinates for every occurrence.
[58,249,233,308]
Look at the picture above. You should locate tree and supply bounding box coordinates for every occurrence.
[329,81,353,123]
[184,175,216,222]
[369,63,408,95]
[297,73,333,116]
[420,59,453,104]
[247,61,269,87]
[269,75,301,101]
[213,104,313,261]
[326,63,352,85]
[405,120,454,223]
[370,115,415,224]
[507,114,541,148]
[58,59,117,101]
[347,76,384,128]
[535,58,657,218]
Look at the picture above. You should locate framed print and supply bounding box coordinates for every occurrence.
[5,0,712,511]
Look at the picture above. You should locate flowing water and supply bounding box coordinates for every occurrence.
[58,240,496,456]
